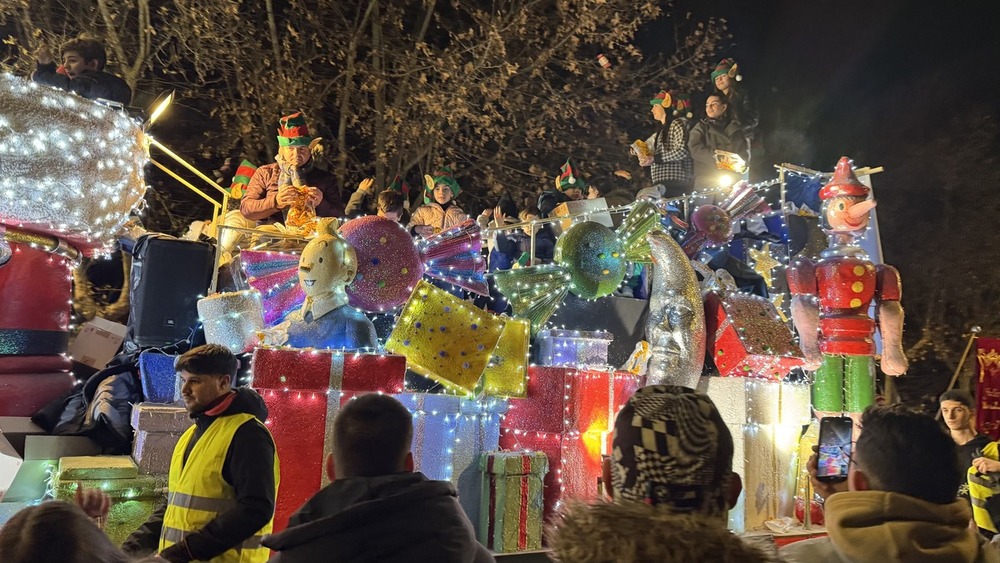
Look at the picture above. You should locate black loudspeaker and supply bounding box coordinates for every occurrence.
[129,234,215,348]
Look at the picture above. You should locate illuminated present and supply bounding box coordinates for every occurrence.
[0,73,147,253]
[503,367,639,434]
[138,352,179,404]
[480,317,530,398]
[479,451,548,553]
[704,291,804,380]
[58,455,139,480]
[132,431,181,475]
[198,290,265,354]
[395,393,507,523]
[250,347,406,531]
[385,280,505,394]
[52,465,166,546]
[130,403,190,434]
[536,329,613,368]
[0,241,72,356]
[700,376,811,532]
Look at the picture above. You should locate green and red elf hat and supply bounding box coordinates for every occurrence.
[276,111,317,147]
[422,166,462,204]
[228,159,258,199]
[711,58,742,82]
[650,90,693,119]
[555,158,587,192]
[386,174,411,198]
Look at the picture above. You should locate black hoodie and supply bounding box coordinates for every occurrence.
[262,472,495,563]
[122,387,277,563]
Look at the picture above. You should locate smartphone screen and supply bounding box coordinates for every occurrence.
[817,416,853,482]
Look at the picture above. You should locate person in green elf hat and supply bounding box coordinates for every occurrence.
[407,167,468,237]
[240,112,344,225]
[637,89,695,198]
[711,58,758,139]
[537,158,587,218]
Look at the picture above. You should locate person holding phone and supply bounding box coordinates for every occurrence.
[782,406,1000,563]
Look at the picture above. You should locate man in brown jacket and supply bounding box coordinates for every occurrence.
[240,112,344,225]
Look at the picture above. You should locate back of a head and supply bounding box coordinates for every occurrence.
[0,501,128,563]
[333,393,413,477]
[175,343,238,378]
[610,385,734,515]
[61,36,107,70]
[856,405,961,504]
[939,389,975,409]
[376,189,405,215]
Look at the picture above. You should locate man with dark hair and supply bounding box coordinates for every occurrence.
[941,390,991,470]
[32,36,132,105]
[123,344,279,563]
[261,393,493,562]
[782,405,1000,563]
[548,385,778,562]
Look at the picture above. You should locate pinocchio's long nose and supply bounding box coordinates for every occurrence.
[848,199,877,220]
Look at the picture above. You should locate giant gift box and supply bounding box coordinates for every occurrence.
[130,403,191,475]
[704,291,804,380]
[250,346,406,531]
[478,451,548,553]
[699,376,811,532]
[501,367,639,522]
[395,393,507,524]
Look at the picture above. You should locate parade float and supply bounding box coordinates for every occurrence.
[1,71,908,553]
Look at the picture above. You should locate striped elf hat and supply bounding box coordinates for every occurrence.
[555,158,587,191]
[276,111,316,147]
[228,160,258,199]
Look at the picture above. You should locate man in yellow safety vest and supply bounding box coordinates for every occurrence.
[123,344,279,562]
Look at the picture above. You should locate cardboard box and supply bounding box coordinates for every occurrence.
[68,317,127,370]
[552,197,614,232]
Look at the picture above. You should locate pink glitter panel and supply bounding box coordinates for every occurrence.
[339,216,424,313]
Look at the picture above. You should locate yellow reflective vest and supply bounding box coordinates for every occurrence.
[969,440,999,533]
[160,412,279,562]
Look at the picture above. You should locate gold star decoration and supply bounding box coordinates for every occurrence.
[749,243,780,288]
[771,293,789,323]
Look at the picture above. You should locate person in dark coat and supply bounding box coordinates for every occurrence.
[262,394,494,563]
[688,92,748,190]
[32,36,132,105]
[711,58,758,141]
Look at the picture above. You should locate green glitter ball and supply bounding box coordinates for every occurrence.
[554,221,627,299]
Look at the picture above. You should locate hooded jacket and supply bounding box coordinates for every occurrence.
[548,501,780,563]
[262,472,494,563]
[780,491,1000,563]
[123,387,277,563]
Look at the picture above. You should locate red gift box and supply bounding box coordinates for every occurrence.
[250,347,405,531]
[504,367,639,434]
[0,242,72,355]
[705,291,804,380]
[0,372,76,416]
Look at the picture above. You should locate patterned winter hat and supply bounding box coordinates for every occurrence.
[277,111,317,147]
[610,385,734,514]
[671,93,693,119]
[555,158,587,192]
[649,90,672,108]
[423,166,462,203]
[711,58,742,82]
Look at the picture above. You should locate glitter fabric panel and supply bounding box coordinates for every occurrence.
[0,372,75,416]
[0,242,72,334]
[241,250,306,325]
[198,290,265,354]
[130,403,190,433]
[250,346,333,391]
[137,352,180,404]
[535,330,613,368]
[502,366,569,434]
[132,430,181,475]
[57,455,139,480]
[704,291,804,380]
[616,201,663,264]
[479,451,548,552]
[0,73,147,252]
[480,317,530,398]
[385,280,505,394]
[553,221,627,300]
[52,475,165,546]
[341,353,406,393]
[492,265,571,333]
[339,216,423,313]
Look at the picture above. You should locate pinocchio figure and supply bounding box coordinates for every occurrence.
[786,157,908,413]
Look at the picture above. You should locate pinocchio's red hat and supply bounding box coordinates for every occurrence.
[819,157,870,200]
